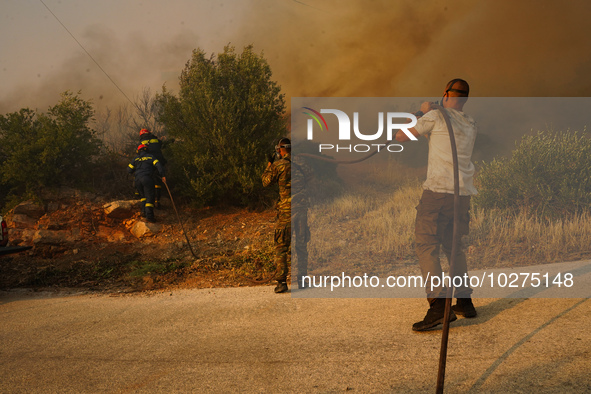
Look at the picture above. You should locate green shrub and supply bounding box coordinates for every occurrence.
[0,91,102,206]
[474,130,591,217]
[157,45,286,207]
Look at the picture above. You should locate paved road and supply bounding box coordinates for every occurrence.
[1,286,590,393]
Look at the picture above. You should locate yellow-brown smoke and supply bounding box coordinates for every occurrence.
[238,0,591,98]
[3,0,591,116]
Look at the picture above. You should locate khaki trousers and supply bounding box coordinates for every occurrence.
[415,190,473,302]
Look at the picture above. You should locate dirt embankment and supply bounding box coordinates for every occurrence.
[1,190,278,292]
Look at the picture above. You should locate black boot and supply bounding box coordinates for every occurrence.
[452,298,477,318]
[145,206,156,223]
[412,299,457,331]
[274,281,288,294]
[139,201,147,217]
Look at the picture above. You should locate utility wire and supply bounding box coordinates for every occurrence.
[290,0,326,12]
[38,0,140,111]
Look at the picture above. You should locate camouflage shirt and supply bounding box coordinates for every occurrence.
[262,153,291,214]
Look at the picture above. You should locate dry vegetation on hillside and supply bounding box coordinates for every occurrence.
[306,158,591,281]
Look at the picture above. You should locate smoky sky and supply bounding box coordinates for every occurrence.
[245,0,591,98]
[0,25,198,114]
[2,0,591,153]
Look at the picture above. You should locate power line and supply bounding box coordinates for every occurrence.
[38,0,139,110]
[291,0,326,12]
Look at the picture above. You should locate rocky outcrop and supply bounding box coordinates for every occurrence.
[12,200,45,219]
[130,221,161,238]
[6,214,38,229]
[4,193,164,255]
[103,200,138,219]
[97,226,127,242]
[32,230,71,245]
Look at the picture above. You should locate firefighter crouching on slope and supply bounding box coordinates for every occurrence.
[128,144,166,223]
[395,78,478,331]
[139,128,167,208]
[262,138,311,293]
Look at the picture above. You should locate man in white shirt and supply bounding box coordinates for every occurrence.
[396,79,478,331]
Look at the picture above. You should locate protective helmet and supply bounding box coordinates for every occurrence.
[137,144,148,152]
[139,128,150,136]
[278,137,291,149]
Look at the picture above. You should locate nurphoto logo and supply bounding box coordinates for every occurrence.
[302,107,418,153]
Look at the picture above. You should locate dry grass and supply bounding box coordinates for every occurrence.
[307,173,591,277]
[468,208,591,268]
[307,181,422,277]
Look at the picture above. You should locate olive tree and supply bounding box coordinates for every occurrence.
[157,45,287,205]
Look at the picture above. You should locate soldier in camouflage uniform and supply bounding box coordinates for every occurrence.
[262,138,311,293]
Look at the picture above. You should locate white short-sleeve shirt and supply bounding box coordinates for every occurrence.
[413,108,478,196]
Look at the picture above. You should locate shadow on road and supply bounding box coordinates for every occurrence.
[468,297,588,392]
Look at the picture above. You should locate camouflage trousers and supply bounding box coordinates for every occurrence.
[415,190,473,302]
[274,210,310,283]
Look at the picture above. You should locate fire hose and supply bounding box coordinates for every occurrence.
[431,104,460,394]
[162,179,198,259]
